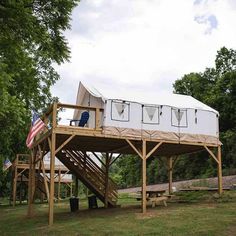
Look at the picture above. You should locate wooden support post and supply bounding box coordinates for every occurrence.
[70,183,73,197]
[12,166,17,207]
[19,174,23,204]
[58,168,61,202]
[168,157,173,195]
[75,176,79,197]
[32,151,36,204]
[142,140,147,214]
[27,149,34,217]
[217,145,223,195]
[41,159,49,201]
[49,133,56,226]
[104,153,110,208]
[49,102,57,226]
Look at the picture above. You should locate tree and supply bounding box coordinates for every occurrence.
[173,47,236,176]
[0,0,79,196]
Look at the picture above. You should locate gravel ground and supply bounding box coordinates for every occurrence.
[118,175,236,193]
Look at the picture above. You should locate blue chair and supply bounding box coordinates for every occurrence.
[69,111,90,127]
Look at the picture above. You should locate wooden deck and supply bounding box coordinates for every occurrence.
[12,154,72,206]
[26,102,223,226]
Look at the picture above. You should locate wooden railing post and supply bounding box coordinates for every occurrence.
[95,108,100,130]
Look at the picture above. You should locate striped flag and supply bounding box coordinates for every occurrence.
[3,158,12,171]
[26,112,45,148]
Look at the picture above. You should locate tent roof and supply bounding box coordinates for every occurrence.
[79,82,219,114]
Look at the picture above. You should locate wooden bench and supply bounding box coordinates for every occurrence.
[136,196,168,207]
[149,196,168,207]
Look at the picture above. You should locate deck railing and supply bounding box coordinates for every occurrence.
[41,102,104,131]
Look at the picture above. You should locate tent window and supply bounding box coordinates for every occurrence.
[142,105,160,124]
[111,100,130,122]
[171,108,188,128]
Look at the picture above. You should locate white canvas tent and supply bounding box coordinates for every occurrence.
[73,82,220,146]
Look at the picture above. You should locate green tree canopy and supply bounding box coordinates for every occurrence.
[173,47,236,175]
[0,0,79,196]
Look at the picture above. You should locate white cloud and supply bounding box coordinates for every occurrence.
[52,0,236,105]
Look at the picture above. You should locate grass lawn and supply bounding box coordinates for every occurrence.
[1,191,236,236]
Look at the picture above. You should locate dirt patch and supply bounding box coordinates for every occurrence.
[226,224,236,236]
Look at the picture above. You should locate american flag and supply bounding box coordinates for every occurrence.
[3,158,12,171]
[26,112,45,148]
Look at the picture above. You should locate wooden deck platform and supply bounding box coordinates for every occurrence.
[12,154,72,206]
[26,102,223,226]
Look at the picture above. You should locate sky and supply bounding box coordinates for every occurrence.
[52,0,236,106]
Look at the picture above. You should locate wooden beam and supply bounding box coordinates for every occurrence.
[217,145,223,195]
[27,149,34,217]
[142,140,147,214]
[204,145,219,164]
[55,135,75,154]
[17,168,27,178]
[12,165,17,207]
[70,183,73,197]
[19,174,23,204]
[108,144,130,154]
[126,139,142,158]
[49,102,57,226]
[95,108,100,130]
[168,157,173,195]
[109,153,122,166]
[92,152,105,167]
[32,150,36,204]
[57,103,104,111]
[104,153,109,208]
[172,156,179,168]
[146,142,163,159]
[75,176,79,197]
[48,137,51,152]
[40,160,49,201]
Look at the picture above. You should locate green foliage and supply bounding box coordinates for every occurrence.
[0,0,79,196]
[173,46,236,177]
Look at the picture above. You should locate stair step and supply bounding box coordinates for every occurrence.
[57,150,118,206]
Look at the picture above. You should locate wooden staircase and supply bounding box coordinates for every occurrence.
[56,150,118,207]
[22,169,47,196]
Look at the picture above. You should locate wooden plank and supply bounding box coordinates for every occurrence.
[55,135,75,154]
[57,103,104,111]
[31,150,36,204]
[40,160,49,201]
[108,144,130,154]
[12,166,17,207]
[168,157,173,195]
[109,153,122,166]
[104,153,109,208]
[217,145,223,195]
[142,140,147,214]
[126,139,142,158]
[27,149,34,217]
[92,152,105,167]
[49,102,57,226]
[146,142,163,159]
[95,108,100,130]
[19,174,23,204]
[204,145,219,164]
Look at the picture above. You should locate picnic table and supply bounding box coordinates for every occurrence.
[136,190,168,207]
